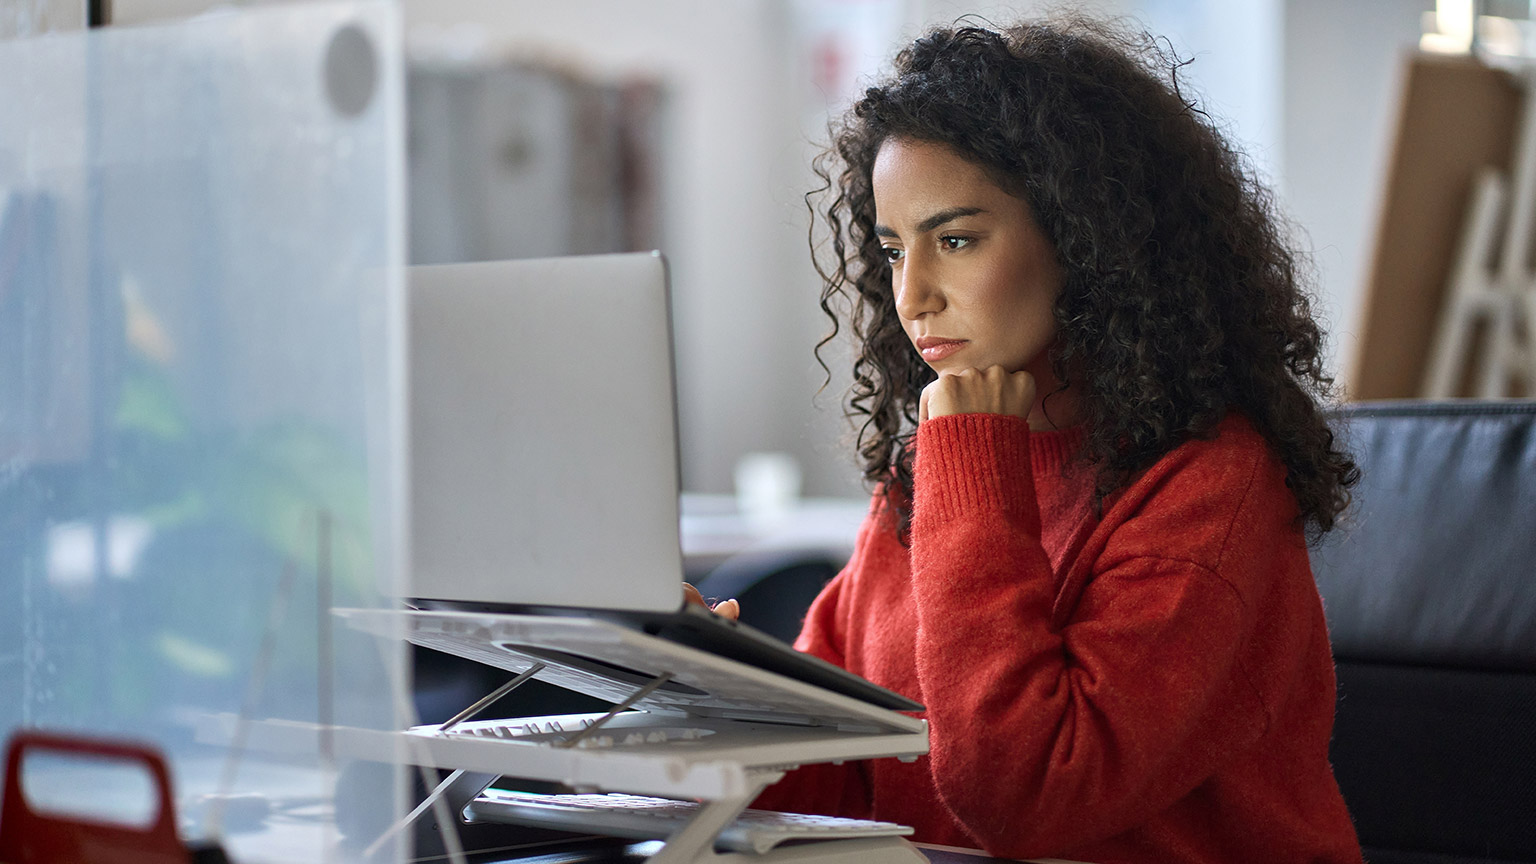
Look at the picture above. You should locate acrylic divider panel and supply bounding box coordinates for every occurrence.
[0,2,409,861]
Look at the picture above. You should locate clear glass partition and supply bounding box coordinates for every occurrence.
[0,2,407,861]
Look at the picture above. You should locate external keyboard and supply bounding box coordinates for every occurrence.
[464,789,913,855]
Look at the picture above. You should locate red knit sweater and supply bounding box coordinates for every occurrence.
[754,412,1362,863]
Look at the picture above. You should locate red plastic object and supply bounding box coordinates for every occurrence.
[0,730,191,864]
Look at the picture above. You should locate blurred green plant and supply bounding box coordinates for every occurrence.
[31,294,390,728]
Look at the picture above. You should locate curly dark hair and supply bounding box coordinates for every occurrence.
[812,17,1358,542]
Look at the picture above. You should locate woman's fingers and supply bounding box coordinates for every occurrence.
[683,582,740,620]
[922,366,1037,421]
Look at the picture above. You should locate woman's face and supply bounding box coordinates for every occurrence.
[872,137,1066,409]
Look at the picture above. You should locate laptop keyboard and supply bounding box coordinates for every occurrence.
[464,789,912,855]
[432,717,715,749]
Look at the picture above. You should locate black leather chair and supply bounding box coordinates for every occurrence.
[1311,400,1536,864]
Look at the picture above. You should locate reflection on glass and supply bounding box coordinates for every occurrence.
[0,2,407,861]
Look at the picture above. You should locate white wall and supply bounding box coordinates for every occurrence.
[1137,0,1285,180]
[1281,0,1434,390]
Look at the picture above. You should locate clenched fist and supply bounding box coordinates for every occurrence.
[919,365,1037,423]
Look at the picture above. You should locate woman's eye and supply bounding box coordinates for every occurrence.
[940,236,971,251]
[882,247,905,263]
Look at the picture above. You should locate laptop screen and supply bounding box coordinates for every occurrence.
[407,253,685,614]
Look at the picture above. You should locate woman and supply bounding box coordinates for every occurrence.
[744,17,1364,864]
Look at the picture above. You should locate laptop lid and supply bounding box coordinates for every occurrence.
[408,253,684,614]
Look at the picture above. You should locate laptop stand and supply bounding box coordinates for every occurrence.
[339,608,932,863]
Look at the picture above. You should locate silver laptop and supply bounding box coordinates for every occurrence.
[410,252,683,614]
[407,253,920,711]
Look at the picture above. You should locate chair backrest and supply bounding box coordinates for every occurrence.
[1311,400,1536,864]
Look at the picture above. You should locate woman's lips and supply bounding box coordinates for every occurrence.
[915,337,968,362]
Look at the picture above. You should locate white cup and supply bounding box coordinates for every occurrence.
[733,451,803,529]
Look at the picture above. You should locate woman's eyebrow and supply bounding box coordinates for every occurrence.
[918,206,986,232]
[874,206,987,239]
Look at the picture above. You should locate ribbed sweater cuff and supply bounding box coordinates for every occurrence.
[914,413,1038,529]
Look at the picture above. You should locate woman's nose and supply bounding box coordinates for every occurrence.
[894,257,944,320]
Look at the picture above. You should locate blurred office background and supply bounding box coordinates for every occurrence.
[54,0,1441,499]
